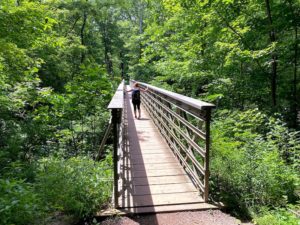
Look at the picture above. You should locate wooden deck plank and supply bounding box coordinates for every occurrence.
[129,157,178,165]
[122,162,183,171]
[137,141,168,145]
[124,202,217,213]
[129,153,174,159]
[135,130,163,133]
[119,192,204,207]
[118,183,198,197]
[121,168,187,178]
[98,203,218,216]
[119,175,192,186]
[129,147,170,152]
[132,183,198,195]
[130,143,169,150]
[137,142,168,147]
[129,153,176,159]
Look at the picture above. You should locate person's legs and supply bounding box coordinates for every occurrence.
[133,102,137,118]
[137,101,141,118]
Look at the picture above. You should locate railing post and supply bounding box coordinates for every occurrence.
[204,109,211,202]
[112,108,121,208]
[107,80,124,209]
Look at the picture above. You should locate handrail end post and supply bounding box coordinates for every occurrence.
[112,108,122,208]
[204,109,212,202]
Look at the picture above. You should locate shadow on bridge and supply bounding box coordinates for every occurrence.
[118,90,155,215]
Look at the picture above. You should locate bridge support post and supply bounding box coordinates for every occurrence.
[107,80,125,209]
[112,108,122,208]
[204,109,211,202]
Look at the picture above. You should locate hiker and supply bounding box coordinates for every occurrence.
[126,82,148,119]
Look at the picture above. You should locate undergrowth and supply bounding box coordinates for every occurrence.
[0,154,112,225]
[210,109,300,223]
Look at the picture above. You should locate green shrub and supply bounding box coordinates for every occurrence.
[0,178,42,225]
[36,155,112,218]
[254,207,300,225]
[210,109,299,217]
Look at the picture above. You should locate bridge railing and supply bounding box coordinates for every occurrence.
[132,80,215,202]
[107,80,125,208]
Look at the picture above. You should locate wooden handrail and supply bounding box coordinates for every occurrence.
[131,80,215,202]
[107,80,125,208]
[138,82,215,109]
[132,80,215,119]
[108,81,124,110]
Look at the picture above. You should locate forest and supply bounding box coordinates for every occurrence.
[0,0,299,224]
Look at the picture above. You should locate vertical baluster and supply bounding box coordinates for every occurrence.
[112,108,121,208]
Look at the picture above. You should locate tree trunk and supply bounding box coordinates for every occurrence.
[120,51,125,79]
[265,0,278,107]
[70,121,78,155]
[139,6,143,34]
[289,0,299,127]
[291,24,298,127]
[138,1,144,59]
[65,15,80,37]
[80,12,87,63]
[102,23,113,77]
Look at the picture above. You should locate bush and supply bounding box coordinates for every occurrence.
[210,109,299,217]
[254,207,300,225]
[36,155,112,218]
[0,178,42,225]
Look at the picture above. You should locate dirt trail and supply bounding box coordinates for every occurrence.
[100,210,253,225]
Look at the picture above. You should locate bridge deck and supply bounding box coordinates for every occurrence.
[116,89,217,214]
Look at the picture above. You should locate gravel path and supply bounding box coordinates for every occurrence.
[100,210,253,225]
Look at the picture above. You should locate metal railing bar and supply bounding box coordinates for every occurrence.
[142,87,208,122]
[158,127,205,193]
[157,110,206,158]
[143,91,206,140]
[142,94,206,158]
[148,88,207,120]
[143,100,205,195]
[143,99,206,176]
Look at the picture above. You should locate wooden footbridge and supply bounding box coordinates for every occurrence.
[102,80,217,214]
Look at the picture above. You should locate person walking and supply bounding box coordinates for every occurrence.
[126,82,148,119]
